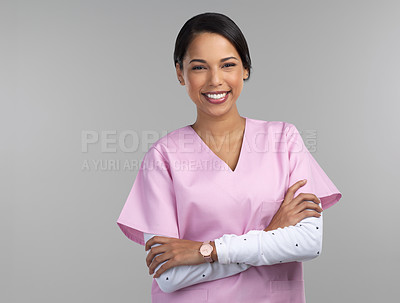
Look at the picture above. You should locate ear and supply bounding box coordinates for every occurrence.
[175,63,185,85]
[243,67,249,80]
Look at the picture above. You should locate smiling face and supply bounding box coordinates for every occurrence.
[176,32,248,118]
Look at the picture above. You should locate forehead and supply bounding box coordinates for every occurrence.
[185,32,239,61]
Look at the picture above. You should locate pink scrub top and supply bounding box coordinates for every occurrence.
[117,117,342,303]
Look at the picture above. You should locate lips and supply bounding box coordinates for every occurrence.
[202,90,231,95]
[202,90,231,104]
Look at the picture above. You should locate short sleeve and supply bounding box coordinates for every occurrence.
[116,146,179,246]
[286,123,343,210]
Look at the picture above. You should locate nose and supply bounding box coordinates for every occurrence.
[208,68,223,86]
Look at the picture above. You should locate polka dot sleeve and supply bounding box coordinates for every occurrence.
[144,233,252,293]
[214,211,323,266]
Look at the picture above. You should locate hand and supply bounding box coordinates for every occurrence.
[264,179,323,232]
[145,236,205,278]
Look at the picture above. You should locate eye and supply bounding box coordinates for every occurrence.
[223,63,236,68]
[192,65,205,70]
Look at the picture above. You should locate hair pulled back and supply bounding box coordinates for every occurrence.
[173,12,252,81]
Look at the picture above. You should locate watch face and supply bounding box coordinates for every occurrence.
[200,244,213,255]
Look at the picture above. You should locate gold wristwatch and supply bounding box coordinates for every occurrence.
[199,241,214,263]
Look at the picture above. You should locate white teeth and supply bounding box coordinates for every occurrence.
[205,92,228,99]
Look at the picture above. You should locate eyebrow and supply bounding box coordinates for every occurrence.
[189,56,239,64]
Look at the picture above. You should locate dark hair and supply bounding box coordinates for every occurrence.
[173,12,252,81]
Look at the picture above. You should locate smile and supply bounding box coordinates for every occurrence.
[202,90,231,104]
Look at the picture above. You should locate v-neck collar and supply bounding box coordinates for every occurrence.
[187,116,248,174]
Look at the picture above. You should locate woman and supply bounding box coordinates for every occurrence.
[117,12,342,302]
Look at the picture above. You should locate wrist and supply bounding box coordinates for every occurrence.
[210,241,218,262]
[199,241,218,263]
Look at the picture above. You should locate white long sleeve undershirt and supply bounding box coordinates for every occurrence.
[145,211,323,293]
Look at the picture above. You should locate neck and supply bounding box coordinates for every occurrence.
[191,111,245,139]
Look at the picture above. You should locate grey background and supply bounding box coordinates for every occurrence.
[2,0,399,302]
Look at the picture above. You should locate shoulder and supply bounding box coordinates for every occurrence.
[144,124,189,161]
[246,117,295,137]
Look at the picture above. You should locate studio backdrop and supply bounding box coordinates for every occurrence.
[3,1,400,302]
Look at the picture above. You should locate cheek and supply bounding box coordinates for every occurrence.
[227,72,244,87]
[230,79,244,93]
[186,84,201,102]
[187,72,203,83]
[186,78,201,92]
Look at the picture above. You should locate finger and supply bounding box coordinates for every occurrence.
[294,201,323,214]
[304,201,323,213]
[299,210,322,221]
[299,200,322,210]
[145,236,158,251]
[146,245,166,267]
[149,252,171,275]
[283,179,307,204]
[145,238,154,251]
[145,235,172,251]
[292,193,321,206]
[145,236,162,251]
[154,260,175,278]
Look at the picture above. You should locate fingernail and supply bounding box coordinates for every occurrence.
[302,179,307,183]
